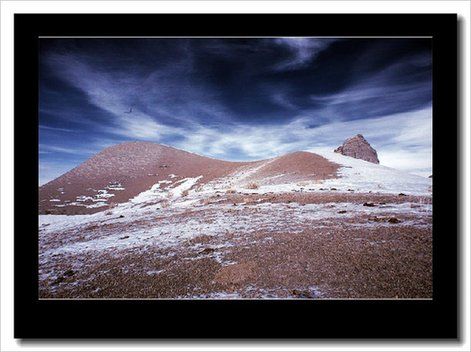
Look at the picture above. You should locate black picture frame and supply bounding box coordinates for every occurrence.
[14,13,458,339]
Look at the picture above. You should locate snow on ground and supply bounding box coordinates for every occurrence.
[39,199,431,259]
[198,159,273,193]
[181,292,242,299]
[168,176,202,197]
[39,153,432,270]
[313,150,432,195]
[130,182,166,204]
[39,161,432,299]
[106,186,125,191]
[39,150,433,257]
[86,202,108,208]
[129,176,202,204]
[39,148,434,299]
[39,213,100,231]
[196,150,431,196]
[179,285,324,299]
[96,189,115,199]
[106,182,125,191]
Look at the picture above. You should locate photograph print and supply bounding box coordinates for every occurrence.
[38,36,433,299]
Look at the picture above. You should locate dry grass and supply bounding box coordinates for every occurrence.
[160,200,170,208]
[193,185,203,193]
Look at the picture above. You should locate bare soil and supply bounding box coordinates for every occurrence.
[39,193,432,299]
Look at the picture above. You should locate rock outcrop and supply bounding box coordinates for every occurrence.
[334,134,379,164]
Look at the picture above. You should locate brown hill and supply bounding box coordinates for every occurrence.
[239,151,338,185]
[39,142,339,215]
[39,142,250,214]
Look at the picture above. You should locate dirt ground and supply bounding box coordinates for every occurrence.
[38,192,432,299]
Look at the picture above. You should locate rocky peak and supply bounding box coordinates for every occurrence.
[334,134,379,164]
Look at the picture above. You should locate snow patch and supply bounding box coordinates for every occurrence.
[86,202,108,209]
[130,183,165,204]
[146,269,165,275]
[96,190,115,199]
[314,150,432,195]
[168,176,202,198]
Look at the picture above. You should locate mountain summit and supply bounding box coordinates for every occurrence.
[334,134,379,164]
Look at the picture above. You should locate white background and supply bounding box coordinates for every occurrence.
[1,1,470,351]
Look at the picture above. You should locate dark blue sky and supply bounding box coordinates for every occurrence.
[39,38,432,184]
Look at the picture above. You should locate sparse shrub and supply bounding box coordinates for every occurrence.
[181,189,189,197]
[105,211,113,216]
[201,199,212,206]
[246,182,259,190]
[160,200,170,208]
[226,189,236,194]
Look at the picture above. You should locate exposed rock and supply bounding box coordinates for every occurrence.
[334,134,379,164]
[199,247,215,254]
[63,269,75,277]
[52,276,65,285]
[363,202,376,207]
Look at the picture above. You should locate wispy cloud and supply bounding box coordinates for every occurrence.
[309,54,432,121]
[274,38,337,70]
[173,106,432,177]
[39,144,99,155]
[39,124,75,133]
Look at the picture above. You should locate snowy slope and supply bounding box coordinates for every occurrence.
[314,150,432,196]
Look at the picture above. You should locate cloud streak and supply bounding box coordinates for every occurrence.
[273,38,337,70]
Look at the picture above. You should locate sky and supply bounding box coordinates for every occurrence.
[39,38,432,185]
